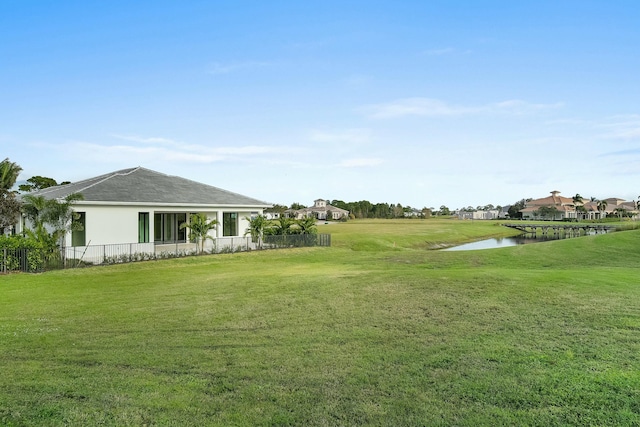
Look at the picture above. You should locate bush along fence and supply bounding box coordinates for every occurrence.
[1,234,331,273]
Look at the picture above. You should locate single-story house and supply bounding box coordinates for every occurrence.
[458,210,500,220]
[403,208,424,218]
[286,199,349,220]
[17,167,271,251]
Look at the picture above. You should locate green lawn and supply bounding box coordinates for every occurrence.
[2,219,640,426]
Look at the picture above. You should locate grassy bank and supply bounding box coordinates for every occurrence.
[1,220,639,426]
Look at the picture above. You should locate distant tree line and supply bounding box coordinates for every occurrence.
[269,200,446,219]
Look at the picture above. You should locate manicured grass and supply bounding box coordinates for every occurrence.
[2,219,640,426]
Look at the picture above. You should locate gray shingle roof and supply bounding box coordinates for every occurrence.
[24,167,270,207]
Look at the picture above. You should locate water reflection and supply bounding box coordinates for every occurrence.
[443,233,584,251]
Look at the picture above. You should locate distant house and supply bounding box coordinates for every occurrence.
[404,208,423,218]
[263,210,281,220]
[16,167,271,249]
[458,210,500,220]
[582,198,637,220]
[520,191,576,220]
[286,199,349,220]
[520,191,638,220]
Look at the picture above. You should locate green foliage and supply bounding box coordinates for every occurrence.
[0,159,23,230]
[179,213,218,254]
[289,202,306,210]
[17,175,60,193]
[21,193,84,257]
[508,198,528,219]
[269,216,294,235]
[0,158,22,191]
[244,214,268,245]
[0,235,47,272]
[0,189,21,230]
[295,215,317,234]
[535,205,560,220]
[597,199,608,215]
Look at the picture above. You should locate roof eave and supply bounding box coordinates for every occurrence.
[73,200,272,209]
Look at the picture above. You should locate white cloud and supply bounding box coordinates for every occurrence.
[363,98,469,118]
[61,142,225,164]
[491,100,563,115]
[111,134,178,145]
[48,136,291,167]
[338,158,383,167]
[363,97,562,119]
[309,128,371,144]
[597,115,640,140]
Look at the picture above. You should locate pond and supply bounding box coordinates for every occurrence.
[442,233,600,251]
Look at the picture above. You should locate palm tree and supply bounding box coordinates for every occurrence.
[0,158,22,190]
[572,193,584,220]
[272,216,294,236]
[0,159,23,232]
[244,214,268,248]
[21,193,84,265]
[614,207,627,219]
[21,194,49,229]
[0,190,22,231]
[180,213,218,254]
[296,215,318,235]
[596,199,608,219]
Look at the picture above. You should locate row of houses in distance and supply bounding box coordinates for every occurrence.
[457,191,639,221]
[19,168,634,254]
[519,191,638,220]
[268,191,639,222]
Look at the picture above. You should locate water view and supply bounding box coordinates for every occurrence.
[443,232,604,251]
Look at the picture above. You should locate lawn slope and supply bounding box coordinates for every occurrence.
[1,220,639,426]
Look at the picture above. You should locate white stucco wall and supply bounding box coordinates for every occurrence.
[64,203,263,247]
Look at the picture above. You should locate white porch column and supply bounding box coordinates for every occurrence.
[216,210,223,238]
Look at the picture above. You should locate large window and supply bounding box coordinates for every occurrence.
[154,213,187,243]
[71,212,86,247]
[138,212,150,243]
[223,212,238,236]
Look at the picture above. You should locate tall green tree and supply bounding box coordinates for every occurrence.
[0,158,23,232]
[597,199,608,219]
[0,158,22,190]
[0,190,21,231]
[180,213,218,254]
[614,207,627,219]
[43,193,85,247]
[572,194,584,220]
[508,199,528,219]
[18,176,61,192]
[536,206,559,220]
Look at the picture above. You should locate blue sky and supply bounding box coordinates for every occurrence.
[2,1,639,209]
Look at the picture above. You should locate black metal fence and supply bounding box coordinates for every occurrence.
[0,247,52,273]
[1,234,331,273]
